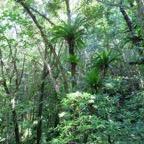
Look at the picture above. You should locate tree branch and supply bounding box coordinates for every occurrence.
[15,55,25,92]
[15,0,68,92]
[119,0,133,32]
[38,46,60,93]
[30,6,55,26]
[0,48,10,94]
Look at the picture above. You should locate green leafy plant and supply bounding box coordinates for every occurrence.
[52,15,85,48]
[85,70,102,92]
[51,91,144,143]
[91,49,120,77]
[67,54,81,65]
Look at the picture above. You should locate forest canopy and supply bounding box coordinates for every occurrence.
[0,0,144,143]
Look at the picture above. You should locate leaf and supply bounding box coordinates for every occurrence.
[67,54,79,64]
[90,49,120,70]
[52,15,85,49]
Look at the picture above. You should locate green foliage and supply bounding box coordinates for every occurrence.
[51,91,144,143]
[67,54,81,65]
[91,49,120,71]
[85,50,119,92]
[0,0,144,144]
[85,70,102,92]
[52,15,85,48]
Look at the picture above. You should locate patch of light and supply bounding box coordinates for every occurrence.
[71,0,79,6]
[35,0,43,5]
[59,112,66,118]
[11,98,15,109]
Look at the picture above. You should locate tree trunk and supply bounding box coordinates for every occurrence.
[0,48,20,144]
[119,1,143,55]
[6,113,9,144]
[71,62,76,88]
[37,65,47,144]
[119,3,133,32]
[12,109,20,144]
[65,0,77,89]
[36,46,47,144]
